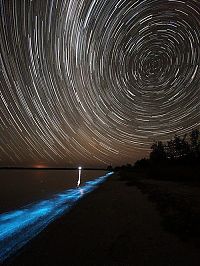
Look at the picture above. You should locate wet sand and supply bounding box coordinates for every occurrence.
[6,173,200,265]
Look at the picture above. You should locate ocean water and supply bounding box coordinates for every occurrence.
[0,170,113,262]
[0,169,107,213]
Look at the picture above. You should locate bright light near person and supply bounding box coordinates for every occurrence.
[77,166,82,187]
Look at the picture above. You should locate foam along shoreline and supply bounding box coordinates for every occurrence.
[0,172,113,263]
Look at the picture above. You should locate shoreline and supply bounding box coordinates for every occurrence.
[5,172,200,265]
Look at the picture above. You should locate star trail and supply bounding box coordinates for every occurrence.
[0,0,200,167]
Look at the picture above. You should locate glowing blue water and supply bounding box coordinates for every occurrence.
[0,172,113,263]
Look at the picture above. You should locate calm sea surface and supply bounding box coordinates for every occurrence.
[0,169,107,213]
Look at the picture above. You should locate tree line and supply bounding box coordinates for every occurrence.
[150,129,200,164]
[108,128,200,173]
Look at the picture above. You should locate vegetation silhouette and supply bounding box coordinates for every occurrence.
[115,129,200,245]
[150,129,200,163]
[115,128,200,182]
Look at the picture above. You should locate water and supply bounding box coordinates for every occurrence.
[0,169,107,213]
[0,171,113,262]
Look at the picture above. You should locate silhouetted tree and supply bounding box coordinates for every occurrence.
[150,141,166,162]
[134,158,149,169]
[149,129,199,164]
[174,134,190,159]
[166,139,176,160]
[126,128,200,183]
[190,129,200,159]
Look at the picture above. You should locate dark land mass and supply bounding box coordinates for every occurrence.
[120,167,200,247]
[116,129,200,250]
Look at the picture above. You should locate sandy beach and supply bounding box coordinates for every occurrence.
[5,173,200,266]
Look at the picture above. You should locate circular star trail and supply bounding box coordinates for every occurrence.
[0,0,200,166]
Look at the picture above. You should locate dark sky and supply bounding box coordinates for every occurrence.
[0,0,200,167]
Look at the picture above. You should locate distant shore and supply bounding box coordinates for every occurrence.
[0,167,107,170]
[6,172,200,266]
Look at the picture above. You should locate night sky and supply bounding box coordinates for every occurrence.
[0,0,200,167]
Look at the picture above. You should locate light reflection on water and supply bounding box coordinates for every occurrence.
[0,169,107,213]
[0,172,113,263]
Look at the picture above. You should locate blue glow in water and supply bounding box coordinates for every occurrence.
[0,172,113,262]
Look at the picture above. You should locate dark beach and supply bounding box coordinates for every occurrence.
[5,172,200,266]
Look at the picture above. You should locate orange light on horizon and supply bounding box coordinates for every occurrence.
[34,164,47,168]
